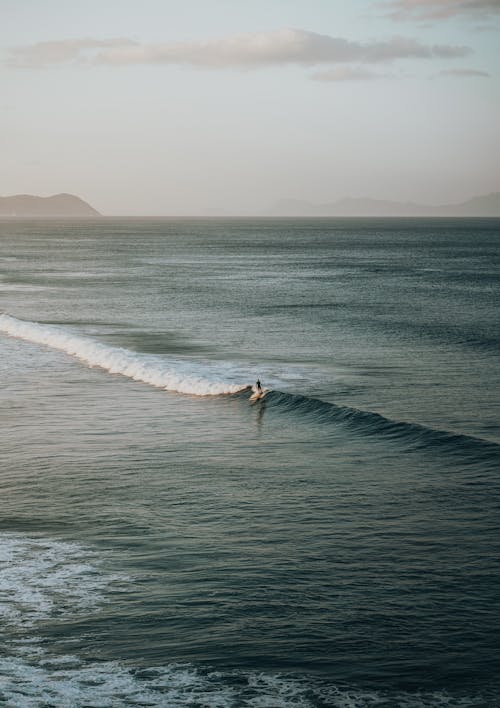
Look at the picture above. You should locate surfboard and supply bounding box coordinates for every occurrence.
[249,386,268,402]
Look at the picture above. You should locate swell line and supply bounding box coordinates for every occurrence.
[3,314,498,462]
[0,314,248,396]
[261,390,500,463]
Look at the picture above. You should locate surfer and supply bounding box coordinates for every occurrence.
[249,379,265,401]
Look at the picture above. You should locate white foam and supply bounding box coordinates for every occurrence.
[0,314,248,396]
[0,659,224,707]
[0,533,124,632]
[0,657,488,708]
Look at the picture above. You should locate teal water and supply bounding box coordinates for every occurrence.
[0,218,499,707]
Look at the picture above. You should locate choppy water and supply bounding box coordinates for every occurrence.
[0,218,499,707]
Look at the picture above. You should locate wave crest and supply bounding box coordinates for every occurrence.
[0,314,248,396]
[265,391,500,464]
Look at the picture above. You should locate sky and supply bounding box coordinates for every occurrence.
[1,0,499,215]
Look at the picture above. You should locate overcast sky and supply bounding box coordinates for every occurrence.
[1,0,499,215]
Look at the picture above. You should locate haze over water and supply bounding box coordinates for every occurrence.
[1,217,499,707]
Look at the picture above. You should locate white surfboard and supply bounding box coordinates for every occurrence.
[249,385,268,401]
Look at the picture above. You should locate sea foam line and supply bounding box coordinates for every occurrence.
[0,314,247,396]
[0,533,124,632]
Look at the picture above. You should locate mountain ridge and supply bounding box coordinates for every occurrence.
[267,192,500,217]
[1,192,499,218]
[0,193,100,217]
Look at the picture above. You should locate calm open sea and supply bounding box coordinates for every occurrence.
[0,218,499,707]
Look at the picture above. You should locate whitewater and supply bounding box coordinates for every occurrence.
[0,313,248,396]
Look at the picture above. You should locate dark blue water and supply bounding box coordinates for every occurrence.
[0,218,499,707]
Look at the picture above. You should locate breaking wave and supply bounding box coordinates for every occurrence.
[0,314,248,396]
[2,314,499,462]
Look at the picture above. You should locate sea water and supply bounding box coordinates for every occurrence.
[0,218,499,707]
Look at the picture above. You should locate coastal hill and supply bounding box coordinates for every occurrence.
[0,193,100,217]
[268,192,500,217]
[2,191,499,218]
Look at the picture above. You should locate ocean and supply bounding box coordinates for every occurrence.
[0,217,499,707]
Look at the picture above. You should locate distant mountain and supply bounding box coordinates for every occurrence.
[0,193,100,217]
[268,193,500,217]
[443,193,500,217]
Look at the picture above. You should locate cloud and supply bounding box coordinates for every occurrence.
[474,23,500,31]
[381,0,500,22]
[311,66,389,81]
[435,67,490,77]
[6,28,471,71]
[6,37,137,68]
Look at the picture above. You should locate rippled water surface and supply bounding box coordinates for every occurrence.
[0,218,499,707]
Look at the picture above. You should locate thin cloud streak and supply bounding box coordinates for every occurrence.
[6,28,471,71]
[381,0,500,21]
[435,67,490,77]
[311,66,389,81]
[6,38,137,68]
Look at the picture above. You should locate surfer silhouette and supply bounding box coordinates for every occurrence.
[250,379,265,401]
